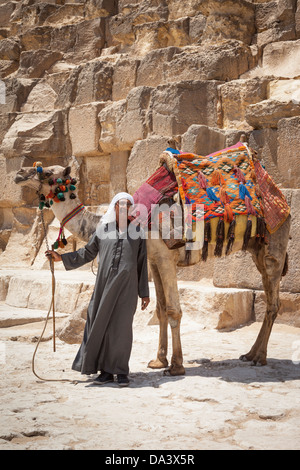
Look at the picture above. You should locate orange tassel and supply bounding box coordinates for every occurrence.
[211,169,225,186]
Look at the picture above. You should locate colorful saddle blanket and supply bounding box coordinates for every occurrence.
[162,142,290,234]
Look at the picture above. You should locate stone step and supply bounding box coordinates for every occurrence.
[0,269,298,332]
[0,303,67,328]
[0,268,256,331]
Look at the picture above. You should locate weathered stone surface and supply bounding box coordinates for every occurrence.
[126,135,171,194]
[0,38,21,61]
[78,155,111,206]
[69,102,106,157]
[277,117,300,188]
[0,110,70,158]
[99,86,153,153]
[262,39,300,78]
[181,125,246,156]
[151,81,221,136]
[245,99,300,129]
[136,41,255,87]
[254,0,296,47]
[199,0,255,45]
[55,60,113,108]
[17,49,63,78]
[21,81,57,112]
[219,78,269,130]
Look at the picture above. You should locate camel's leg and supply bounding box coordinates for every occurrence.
[147,260,168,369]
[241,216,290,365]
[147,239,185,376]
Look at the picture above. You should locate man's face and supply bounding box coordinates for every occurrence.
[115,198,133,223]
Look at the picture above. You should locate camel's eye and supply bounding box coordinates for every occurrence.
[44,170,53,177]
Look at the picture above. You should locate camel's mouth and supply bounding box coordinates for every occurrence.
[14,168,37,185]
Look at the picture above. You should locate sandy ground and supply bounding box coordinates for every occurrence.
[0,298,300,451]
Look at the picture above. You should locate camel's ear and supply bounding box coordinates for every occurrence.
[63,166,71,176]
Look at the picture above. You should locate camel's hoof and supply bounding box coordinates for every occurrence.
[239,354,267,367]
[163,365,185,376]
[148,358,168,369]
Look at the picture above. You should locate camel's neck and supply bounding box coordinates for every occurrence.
[51,198,101,242]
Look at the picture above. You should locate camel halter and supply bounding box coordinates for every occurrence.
[31,162,80,384]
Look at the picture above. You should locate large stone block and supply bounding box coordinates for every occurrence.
[98,86,153,153]
[0,110,70,158]
[245,99,300,129]
[262,39,300,78]
[78,155,111,206]
[199,0,255,45]
[126,135,171,194]
[69,101,106,157]
[277,116,300,188]
[55,60,113,108]
[151,81,221,136]
[17,49,63,78]
[181,125,246,156]
[219,78,269,130]
[136,41,255,87]
[21,81,57,112]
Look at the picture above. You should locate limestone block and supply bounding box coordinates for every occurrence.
[199,0,255,45]
[98,99,128,153]
[20,19,105,64]
[268,79,300,102]
[0,59,18,78]
[255,291,300,327]
[0,110,69,158]
[0,206,54,269]
[262,39,300,78]
[69,102,106,157]
[133,18,190,54]
[254,0,296,47]
[296,0,300,37]
[151,81,220,136]
[112,57,139,101]
[0,155,36,208]
[99,86,153,152]
[245,99,300,129]
[181,125,246,156]
[0,38,21,61]
[136,41,255,87]
[109,151,129,197]
[43,3,85,25]
[219,78,269,130]
[0,2,15,28]
[249,128,282,185]
[21,81,57,112]
[0,77,37,114]
[78,155,111,206]
[126,135,171,194]
[178,283,255,330]
[277,117,300,188]
[17,49,63,78]
[167,0,203,20]
[55,60,113,108]
[85,0,118,19]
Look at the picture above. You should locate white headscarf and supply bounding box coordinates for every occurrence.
[101,192,134,225]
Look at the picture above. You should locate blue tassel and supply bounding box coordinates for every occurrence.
[206,187,220,202]
[239,183,252,201]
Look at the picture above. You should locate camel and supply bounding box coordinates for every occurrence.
[14,152,291,375]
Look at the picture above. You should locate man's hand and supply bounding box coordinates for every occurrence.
[45,250,62,262]
[141,297,150,310]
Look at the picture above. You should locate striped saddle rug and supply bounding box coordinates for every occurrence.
[133,142,290,259]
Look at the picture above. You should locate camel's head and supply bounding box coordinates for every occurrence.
[15,163,77,208]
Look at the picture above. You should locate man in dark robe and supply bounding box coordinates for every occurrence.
[46,193,150,387]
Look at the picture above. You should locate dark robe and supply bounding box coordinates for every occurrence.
[61,222,149,375]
